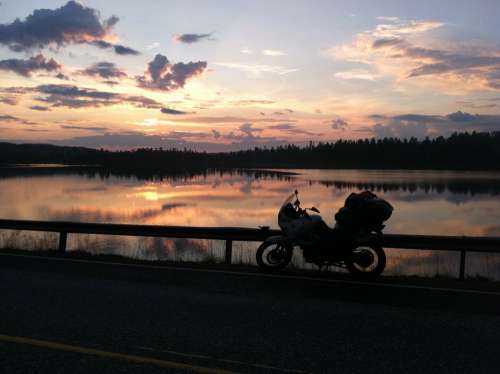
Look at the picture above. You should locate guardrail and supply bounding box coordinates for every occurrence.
[1,219,499,280]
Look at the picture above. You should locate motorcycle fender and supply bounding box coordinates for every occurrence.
[264,235,290,244]
[262,235,292,247]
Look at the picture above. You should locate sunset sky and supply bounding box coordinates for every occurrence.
[1,0,500,151]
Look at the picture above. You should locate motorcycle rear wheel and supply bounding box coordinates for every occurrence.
[256,240,293,271]
[346,242,386,279]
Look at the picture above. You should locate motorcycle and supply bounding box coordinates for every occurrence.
[256,190,392,279]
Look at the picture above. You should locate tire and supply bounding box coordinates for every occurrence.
[256,238,293,272]
[346,242,386,280]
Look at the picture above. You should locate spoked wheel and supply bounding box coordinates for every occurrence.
[256,240,293,271]
[346,243,386,279]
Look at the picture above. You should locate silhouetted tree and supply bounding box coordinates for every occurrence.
[1,131,500,171]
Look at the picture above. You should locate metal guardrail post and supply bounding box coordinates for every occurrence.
[225,240,233,264]
[58,232,67,253]
[459,250,466,280]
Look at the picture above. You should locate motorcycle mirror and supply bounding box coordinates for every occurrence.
[310,207,320,213]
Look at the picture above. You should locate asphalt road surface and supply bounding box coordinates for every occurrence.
[1,252,499,374]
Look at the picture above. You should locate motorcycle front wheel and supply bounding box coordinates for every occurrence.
[256,240,293,271]
[345,242,386,279]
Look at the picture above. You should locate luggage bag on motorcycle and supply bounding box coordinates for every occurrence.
[335,191,393,226]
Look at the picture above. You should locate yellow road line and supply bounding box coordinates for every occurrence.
[0,334,240,374]
[139,346,309,374]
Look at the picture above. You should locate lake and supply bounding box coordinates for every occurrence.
[1,167,500,279]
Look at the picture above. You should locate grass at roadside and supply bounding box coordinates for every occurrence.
[1,247,499,293]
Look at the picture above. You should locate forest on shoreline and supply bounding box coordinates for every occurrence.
[1,131,500,171]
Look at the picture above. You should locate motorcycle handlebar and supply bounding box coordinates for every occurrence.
[297,207,309,217]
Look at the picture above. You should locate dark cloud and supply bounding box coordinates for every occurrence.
[0,114,36,125]
[184,123,280,145]
[446,111,478,122]
[0,1,137,55]
[229,99,275,106]
[148,54,168,81]
[9,130,289,151]
[406,51,500,79]
[114,44,140,56]
[372,38,405,49]
[268,123,319,136]
[369,114,387,120]
[224,133,281,145]
[0,54,61,77]
[48,132,286,152]
[371,111,500,138]
[80,61,127,79]
[90,40,140,56]
[32,84,162,109]
[30,105,50,111]
[36,84,115,108]
[101,80,119,86]
[0,87,31,94]
[137,54,207,92]
[239,123,263,137]
[371,37,500,90]
[165,130,213,139]
[53,132,181,148]
[56,72,69,80]
[24,128,49,132]
[373,121,430,139]
[0,96,18,105]
[1,84,160,109]
[161,203,189,211]
[160,107,189,115]
[174,33,212,44]
[0,86,30,105]
[60,125,107,131]
[456,100,497,109]
[47,131,215,150]
[125,95,163,109]
[391,113,444,122]
[172,116,296,124]
[0,115,20,121]
[331,118,349,130]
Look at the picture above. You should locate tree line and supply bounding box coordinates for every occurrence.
[1,131,500,170]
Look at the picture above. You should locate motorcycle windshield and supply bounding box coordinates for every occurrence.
[279,193,297,219]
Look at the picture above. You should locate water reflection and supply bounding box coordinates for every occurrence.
[1,167,500,279]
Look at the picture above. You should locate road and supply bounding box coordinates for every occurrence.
[0,252,499,373]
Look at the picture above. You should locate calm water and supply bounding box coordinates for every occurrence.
[1,167,500,279]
